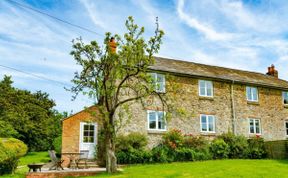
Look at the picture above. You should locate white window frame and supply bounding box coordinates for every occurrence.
[285,121,288,137]
[150,73,165,93]
[147,110,166,131]
[249,118,261,134]
[200,114,216,133]
[246,86,258,102]
[282,91,288,105]
[198,80,213,97]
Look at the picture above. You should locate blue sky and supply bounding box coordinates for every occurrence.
[1,0,288,113]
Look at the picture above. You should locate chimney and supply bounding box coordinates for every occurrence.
[108,37,117,53]
[266,64,278,78]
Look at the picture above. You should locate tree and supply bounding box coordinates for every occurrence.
[0,75,63,151]
[69,16,164,173]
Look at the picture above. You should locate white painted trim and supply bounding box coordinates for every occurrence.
[198,80,214,97]
[200,114,216,133]
[248,118,261,135]
[147,110,167,131]
[246,86,259,102]
[79,122,97,150]
[282,91,288,105]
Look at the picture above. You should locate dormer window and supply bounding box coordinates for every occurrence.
[246,86,258,102]
[199,80,213,97]
[150,73,165,93]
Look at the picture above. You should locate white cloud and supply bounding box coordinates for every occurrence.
[177,0,234,41]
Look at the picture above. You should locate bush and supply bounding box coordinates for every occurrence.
[183,135,209,151]
[210,138,230,159]
[162,129,184,149]
[116,132,148,152]
[174,148,195,162]
[0,138,28,158]
[218,133,249,158]
[0,142,18,175]
[116,149,152,164]
[52,136,62,157]
[151,144,173,163]
[247,136,267,159]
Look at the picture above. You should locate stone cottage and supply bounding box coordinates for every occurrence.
[62,56,288,162]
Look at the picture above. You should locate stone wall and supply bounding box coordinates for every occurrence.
[117,74,288,148]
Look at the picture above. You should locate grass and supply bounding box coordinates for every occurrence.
[2,152,50,178]
[82,159,288,178]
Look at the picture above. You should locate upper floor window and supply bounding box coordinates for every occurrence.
[200,114,215,133]
[150,73,165,93]
[283,91,288,105]
[199,80,213,97]
[249,118,261,134]
[246,86,258,102]
[147,110,166,131]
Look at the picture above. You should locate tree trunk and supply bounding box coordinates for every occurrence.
[105,130,117,173]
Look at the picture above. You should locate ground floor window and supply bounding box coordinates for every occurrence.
[147,110,166,131]
[200,114,215,133]
[249,118,261,134]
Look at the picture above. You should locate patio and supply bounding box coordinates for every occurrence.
[25,166,107,178]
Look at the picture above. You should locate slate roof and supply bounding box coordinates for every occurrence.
[150,57,288,90]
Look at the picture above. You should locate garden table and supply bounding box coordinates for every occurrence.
[62,152,84,169]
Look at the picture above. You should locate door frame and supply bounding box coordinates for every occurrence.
[79,122,97,158]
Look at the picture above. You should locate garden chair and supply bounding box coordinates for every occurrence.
[76,150,89,169]
[48,150,64,170]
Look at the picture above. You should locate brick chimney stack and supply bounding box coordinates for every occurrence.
[266,64,278,78]
[109,37,117,53]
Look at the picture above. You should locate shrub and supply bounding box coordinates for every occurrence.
[162,129,184,149]
[0,138,28,158]
[247,136,267,159]
[0,142,18,175]
[175,148,195,162]
[183,135,209,151]
[151,144,173,163]
[116,149,152,164]
[218,133,249,158]
[210,138,230,159]
[52,136,62,157]
[116,132,148,152]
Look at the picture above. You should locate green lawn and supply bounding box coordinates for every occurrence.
[90,159,288,178]
[3,153,288,178]
[2,152,50,178]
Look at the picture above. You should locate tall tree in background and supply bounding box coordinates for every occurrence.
[70,16,164,173]
[0,75,63,151]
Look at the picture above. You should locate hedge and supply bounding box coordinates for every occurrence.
[265,140,288,159]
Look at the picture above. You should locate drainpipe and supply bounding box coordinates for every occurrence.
[231,80,236,135]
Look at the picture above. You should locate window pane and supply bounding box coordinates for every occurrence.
[252,88,258,101]
[249,119,254,133]
[158,112,165,130]
[89,125,95,131]
[84,131,89,136]
[247,87,252,100]
[255,120,260,134]
[286,122,288,135]
[149,112,156,129]
[283,92,288,104]
[83,136,88,143]
[207,88,212,96]
[201,115,207,131]
[89,136,94,143]
[208,116,214,132]
[84,125,89,131]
